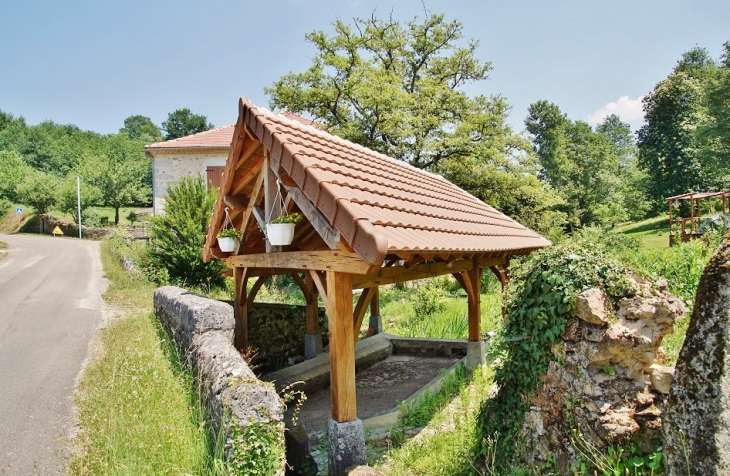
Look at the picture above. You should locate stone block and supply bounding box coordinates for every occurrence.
[328,418,366,476]
[466,341,486,370]
[304,333,323,360]
[649,364,674,395]
[575,288,610,325]
[368,314,383,334]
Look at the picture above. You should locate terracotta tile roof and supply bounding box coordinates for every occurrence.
[144,124,235,151]
[205,98,551,265]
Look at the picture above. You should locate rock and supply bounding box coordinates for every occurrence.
[663,237,730,475]
[575,288,610,325]
[345,466,383,475]
[517,283,685,472]
[649,365,674,395]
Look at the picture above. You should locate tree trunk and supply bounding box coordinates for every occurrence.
[115,206,120,225]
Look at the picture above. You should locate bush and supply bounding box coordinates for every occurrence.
[146,175,226,289]
[414,280,447,316]
[478,243,631,464]
[0,198,10,221]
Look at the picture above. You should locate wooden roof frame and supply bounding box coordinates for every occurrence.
[201,98,548,465]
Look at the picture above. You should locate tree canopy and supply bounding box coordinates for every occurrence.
[161,108,213,140]
[120,114,162,141]
[525,102,647,228]
[267,12,567,234]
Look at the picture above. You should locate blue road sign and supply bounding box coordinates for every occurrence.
[15,207,23,215]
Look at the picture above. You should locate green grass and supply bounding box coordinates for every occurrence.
[617,216,670,250]
[375,367,495,475]
[380,288,503,340]
[51,206,146,227]
[69,241,211,475]
[0,241,7,261]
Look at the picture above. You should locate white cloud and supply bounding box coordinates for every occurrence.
[587,95,644,125]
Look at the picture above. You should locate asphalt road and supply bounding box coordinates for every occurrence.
[0,234,103,475]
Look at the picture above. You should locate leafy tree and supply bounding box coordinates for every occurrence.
[637,47,715,212]
[55,175,103,223]
[266,13,498,170]
[697,42,730,184]
[267,12,566,233]
[161,108,213,140]
[15,170,59,214]
[78,134,151,224]
[525,103,643,229]
[120,115,161,140]
[147,175,226,288]
[0,150,32,202]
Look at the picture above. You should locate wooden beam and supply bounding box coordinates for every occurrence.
[247,276,267,308]
[467,266,482,342]
[353,287,376,343]
[234,172,264,255]
[308,270,328,309]
[284,186,341,250]
[304,273,320,335]
[327,271,357,422]
[233,267,250,350]
[227,250,371,274]
[352,259,475,289]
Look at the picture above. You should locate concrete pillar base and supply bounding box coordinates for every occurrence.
[368,315,383,335]
[304,334,323,360]
[466,341,487,370]
[328,418,366,476]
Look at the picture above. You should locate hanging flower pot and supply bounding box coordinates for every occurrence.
[266,213,303,246]
[217,227,241,253]
[217,236,237,252]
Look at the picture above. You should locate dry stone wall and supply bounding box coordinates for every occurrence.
[154,286,285,472]
[518,279,686,471]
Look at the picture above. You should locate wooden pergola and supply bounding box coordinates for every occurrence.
[203,98,550,473]
[667,192,730,246]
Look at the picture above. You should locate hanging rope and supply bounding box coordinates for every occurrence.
[223,206,233,231]
[267,179,288,222]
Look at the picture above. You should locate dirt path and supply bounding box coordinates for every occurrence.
[0,234,107,475]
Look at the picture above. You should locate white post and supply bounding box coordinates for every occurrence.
[76,176,82,239]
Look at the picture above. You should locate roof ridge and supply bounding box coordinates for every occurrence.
[145,124,235,148]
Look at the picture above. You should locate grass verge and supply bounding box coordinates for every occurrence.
[0,241,7,261]
[69,240,210,475]
[375,367,495,475]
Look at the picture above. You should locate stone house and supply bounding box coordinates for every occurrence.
[144,125,234,215]
[145,113,323,215]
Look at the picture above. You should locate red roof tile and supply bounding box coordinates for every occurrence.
[205,98,551,265]
[144,125,235,151]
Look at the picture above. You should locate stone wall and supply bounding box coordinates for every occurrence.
[518,279,686,472]
[224,301,329,373]
[150,150,227,214]
[154,286,285,472]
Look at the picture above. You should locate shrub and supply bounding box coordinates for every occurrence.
[478,243,631,464]
[414,280,447,316]
[146,175,226,289]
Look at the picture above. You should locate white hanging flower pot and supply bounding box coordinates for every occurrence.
[217,236,237,252]
[266,223,296,246]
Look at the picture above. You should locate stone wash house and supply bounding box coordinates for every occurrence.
[145,114,324,215]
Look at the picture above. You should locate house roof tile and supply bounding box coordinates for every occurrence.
[144,125,235,151]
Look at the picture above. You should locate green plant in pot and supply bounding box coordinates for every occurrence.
[217,228,241,252]
[266,212,303,246]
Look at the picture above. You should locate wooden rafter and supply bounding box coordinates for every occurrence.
[283,186,341,250]
[234,172,264,255]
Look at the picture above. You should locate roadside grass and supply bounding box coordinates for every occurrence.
[69,240,210,475]
[0,241,6,261]
[51,206,146,227]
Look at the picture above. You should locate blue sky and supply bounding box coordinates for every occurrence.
[1,0,728,136]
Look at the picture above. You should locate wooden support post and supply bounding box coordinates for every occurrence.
[233,267,249,350]
[327,271,357,422]
[367,287,381,335]
[467,266,482,342]
[303,273,320,336]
